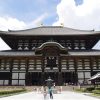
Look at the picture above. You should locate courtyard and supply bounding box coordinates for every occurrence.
[0,91,99,100]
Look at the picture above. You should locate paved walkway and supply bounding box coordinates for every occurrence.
[0,91,99,100]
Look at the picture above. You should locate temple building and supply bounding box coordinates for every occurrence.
[0,26,100,86]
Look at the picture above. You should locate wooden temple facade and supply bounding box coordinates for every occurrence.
[0,26,100,86]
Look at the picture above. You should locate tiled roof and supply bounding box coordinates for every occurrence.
[69,50,100,56]
[0,50,100,57]
[0,51,35,57]
[0,26,99,36]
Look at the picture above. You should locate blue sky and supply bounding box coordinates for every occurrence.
[0,0,60,24]
[0,0,82,25]
[75,0,83,5]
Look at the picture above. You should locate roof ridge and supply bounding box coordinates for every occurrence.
[0,26,99,36]
[7,26,95,32]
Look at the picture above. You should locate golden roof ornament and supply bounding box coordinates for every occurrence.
[60,23,64,27]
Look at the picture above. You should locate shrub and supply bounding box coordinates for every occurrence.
[95,87,100,90]
[92,90,100,94]
[75,88,87,92]
[0,89,26,96]
[85,87,95,92]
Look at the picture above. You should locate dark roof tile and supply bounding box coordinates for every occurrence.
[0,26,99,36]
[0,50,100,57]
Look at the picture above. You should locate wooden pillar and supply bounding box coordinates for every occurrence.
[90,57,93,76]
[74,58,78,85]
[18,59,21,86]
[96,57,99,69]
[4,60,6,70]
[9,59,13,85]
[58,72,63,85]
[58,56,63,85]
[25,58,29,86]
[82,59,85,82]
[58,56,61,72]
[42,57,45,72]
[34,58,36,70]
[0,59,1,69]
[41,57,45,85]
[18,59,20,70]
[41,72,45,85]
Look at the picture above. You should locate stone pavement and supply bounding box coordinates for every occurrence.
[0,91,99,100]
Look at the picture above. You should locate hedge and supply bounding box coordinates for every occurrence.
[0,89,26,95]
[75,88,87,92]
[95,87,100,90]
[85,87,95,92]
[75,87,95,93]
[92,90,100,94]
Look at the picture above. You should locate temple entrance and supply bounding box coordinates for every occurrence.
[26,72,42,86]
[44,72,58,85]
[46,56,57,68]
[31,72,42,85]
[26,72,78,86]
[62,72,78,85]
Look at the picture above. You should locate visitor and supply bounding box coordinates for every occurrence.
[43,86,48,100]
[58,86,62,93]
[48,87,53,99]
[38,87,41,93]
[53,82,55,88]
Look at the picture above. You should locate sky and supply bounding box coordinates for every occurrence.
[0,0,100,50]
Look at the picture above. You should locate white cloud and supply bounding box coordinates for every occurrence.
[93,40,100,50]
[53,0,100,31]
[0,13,48,50]
[0,13,48,31]
[0,37,11,50]
[0,17,27,50]
[0,17,26,31]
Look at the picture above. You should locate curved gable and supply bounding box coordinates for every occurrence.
[35,42,67,55]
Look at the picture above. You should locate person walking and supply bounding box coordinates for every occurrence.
[48,87,53,99]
